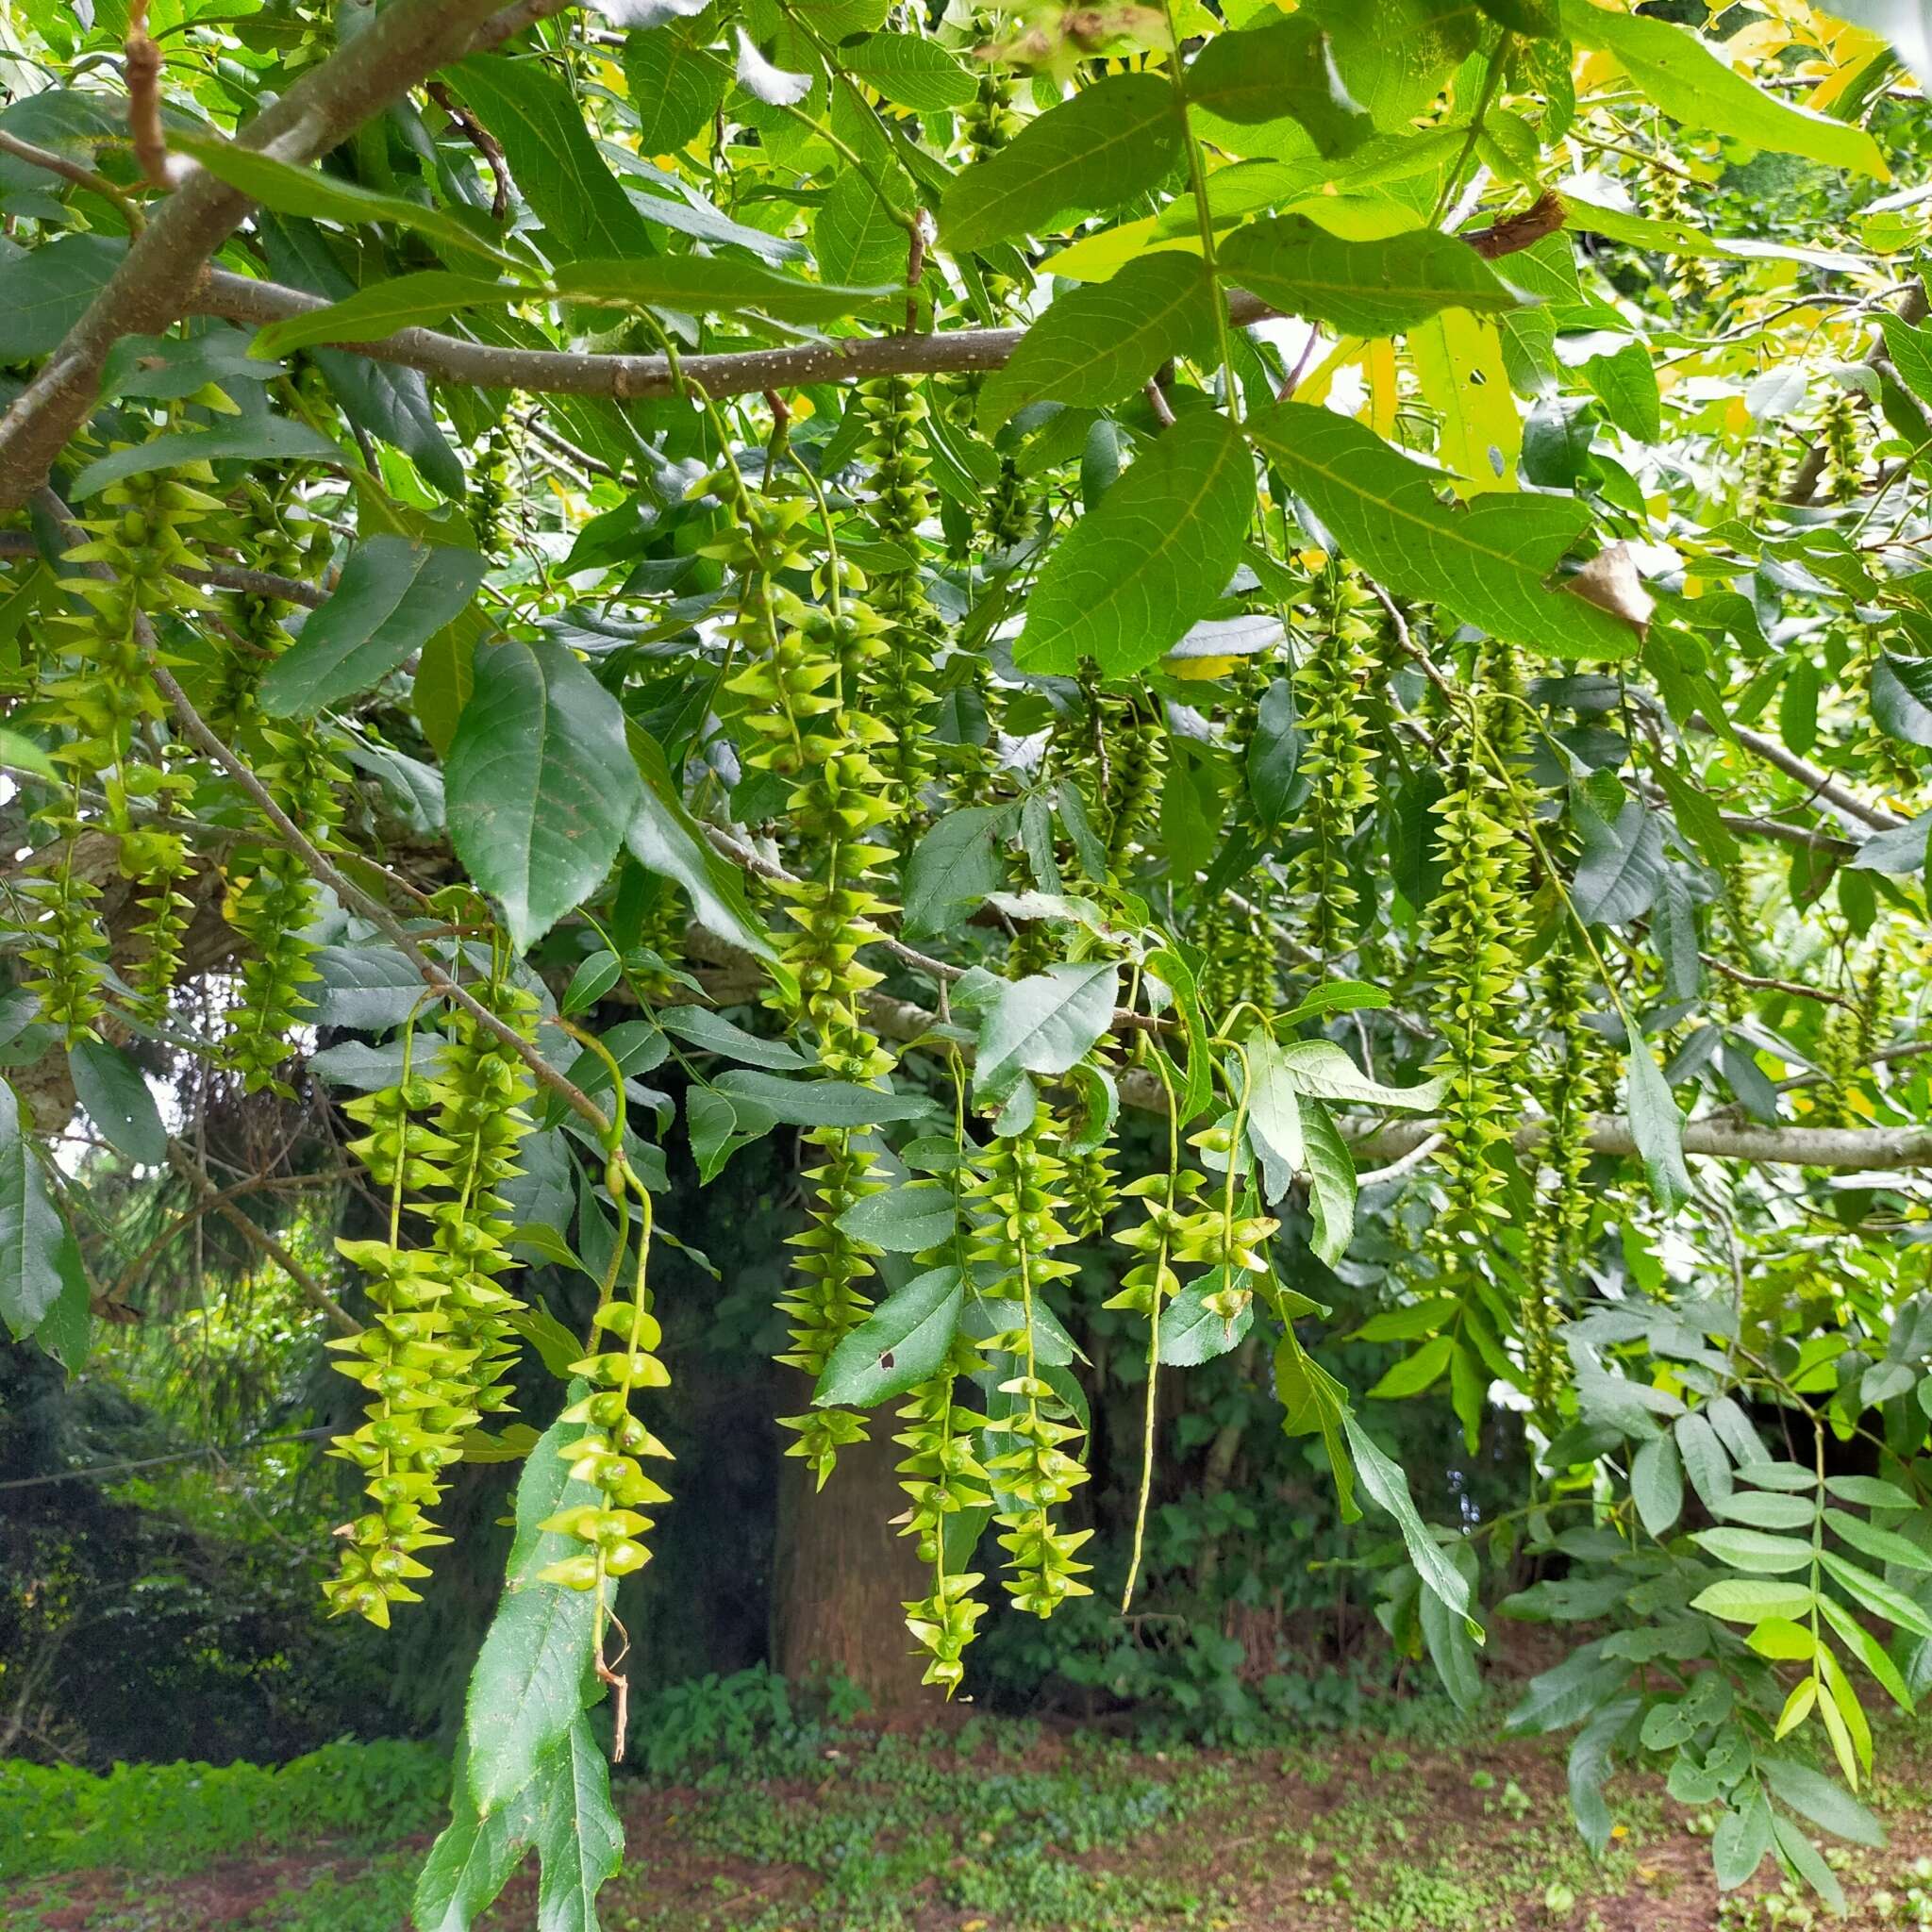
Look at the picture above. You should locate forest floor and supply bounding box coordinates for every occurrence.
[9,1712,1932,1932]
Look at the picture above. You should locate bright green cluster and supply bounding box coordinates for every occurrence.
[471,417,515,553]
[858,376,942,811]
[541,1183,674,1593]
[225,727,344,1093]
[1292,566,1378,954]
[895,1337,991,1692]
[118,769,196,1028]
[970,1120,1091,1617]
[20,460,219,1036]
[1819,389,1863,505]
[982,456,1033,550]
[1522,941,1594,1418]
[713,473,901,1481]
[1426,658,1530,1245]
[325,987,541,1623]
[1099,697,1164,869]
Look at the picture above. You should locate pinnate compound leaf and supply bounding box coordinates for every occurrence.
[1245,403,1640,659]
[1217,216,1525,337]
[1182,14,1370,155]
[447,640,642,953]
[941,73,1181,254]
[815,1264,964,1407]
[1558,0,1887,180]
[980,255,1218,428]
[262,538,487,717]
[464,1395,607,1816]
[1012,411,1253,676]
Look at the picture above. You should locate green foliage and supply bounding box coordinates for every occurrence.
[6,0,1932,1919]
[0,1740,446,1882]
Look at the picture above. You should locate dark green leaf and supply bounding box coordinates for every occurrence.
[625,21,730,154]
[447,639,642,952]
[1218,216,1525,336]
[710,1069,939,1127]
[1183,14,1371,155]
[978,255,1219,427]
[464,1394,606,1815]
[815,1264,963,1406]
[0,234,125,359]
[452,55,657,259]
[974,962,1122,1098]
[261,537,486,717]
[1574,797,1665,926]
[1712,1790,1775,1891]
[1568,1695,1638,1855]
[69,419,343,498]
[253,273,522,358]
[902,807,1007,937]
[1157,1276,1254,1365]
[1632,1433,1684,1538]
[814,166,912,286]
[940,74,1181,253]
[658,1006,808,1070]
[1012,411,1254,675]
[1624,1017,1692,1214]
[834,1181,960,1254]
[173,134,519,269]
[1247,403,1640,658]
[68,1041,167,1167]
[1342,1413,1474,1624]
[1758,1757,1886,1847]
[1874,654,1932,748]
[0,1081,72,1341]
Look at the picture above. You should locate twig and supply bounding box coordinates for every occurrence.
[165,1142,358,1335]
[0,128,143,232]
[426,78,508,220]
[124,0,175,190]
[1143,377,1176,429]
[1356,1132,1444,1188]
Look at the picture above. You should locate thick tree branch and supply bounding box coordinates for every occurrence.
[185,201,1568,404]
[1692,713,1909,832]
[0,0,571,511]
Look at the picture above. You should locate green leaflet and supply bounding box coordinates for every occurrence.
[172,135,521,271]
[974,962,1122,1100]
[1245,403,1641,659]
[940,73,1181,254]
[840,31,975,109]
[67,1041,166,1167]
[417,1720,622,1932]
[1623,1017,1692,1214]
[814,167,912,287]
[0,1080,74,1341]
[1558,0,1888,180]
[815,1264,965,1407]
[1342,1413,1476,1627]
[261,537,487,717]
[252,274,525,358]
[0,233,123,359]
[625,726,778,970]
[462,1394,608,1817]
[978,255,1219,428]
[834,1183,962,1254]
[1012,411,1254,676]
[1217,216,1526,337]
[625,21,730,155]
[1182,13,1371,155]
[446,639,643,953]
[900,806,1008,937]
[451,56,658,261]
[68,419,343,498]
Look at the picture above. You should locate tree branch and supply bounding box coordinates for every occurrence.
[187,201,1570,404]
[0,129,143,232]
[1693,713,1909,833]
[0,528,326,608]
[0,0,571,512]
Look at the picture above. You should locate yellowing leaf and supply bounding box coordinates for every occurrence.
[1409,310,1520,494]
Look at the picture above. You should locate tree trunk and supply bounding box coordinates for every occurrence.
[772,1411,941,1718]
